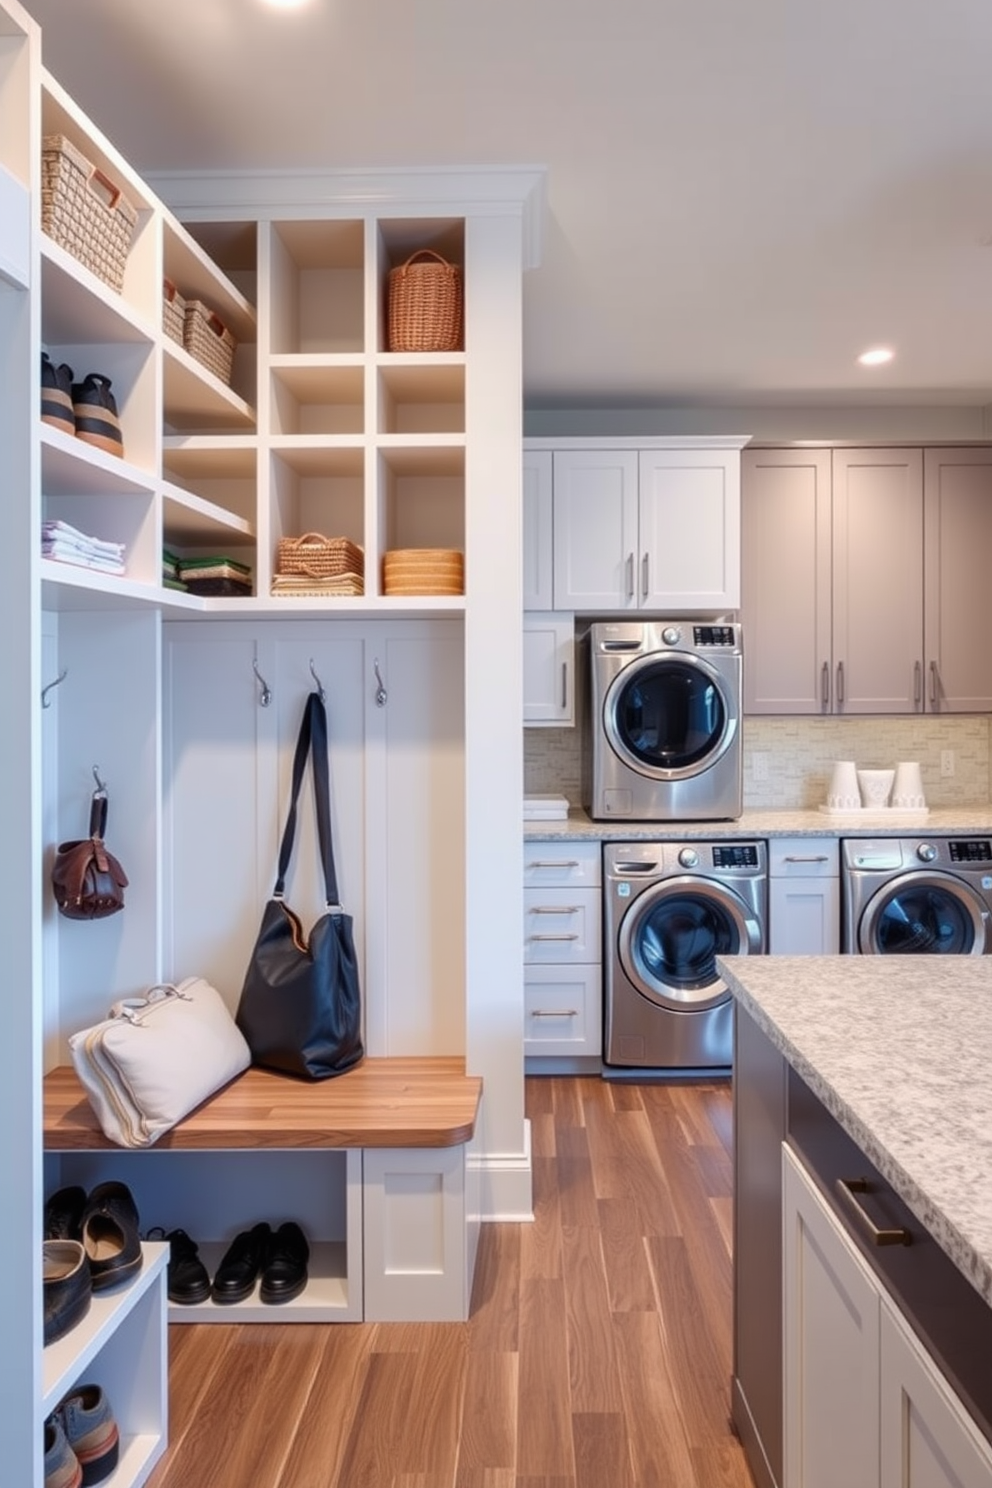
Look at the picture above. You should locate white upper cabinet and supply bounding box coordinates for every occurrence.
[741,445,992,715]
[533,438,745,613]
[522,449,553,609]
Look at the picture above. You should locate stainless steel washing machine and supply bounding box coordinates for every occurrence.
[842,838,992,954]
[585,620,743,822]
[603,839,767,1073]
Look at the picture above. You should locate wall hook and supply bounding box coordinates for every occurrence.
[41,668,68,709]
[373,659,388,707]
[309,658,327,704]
[92,765,107,796]
[252,659,272,708]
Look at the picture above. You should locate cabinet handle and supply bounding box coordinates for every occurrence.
[529,933,580,942]
[561,661,568,710]
[530,905,581,915]
[930,660,939,710]
[836,660,844,705]
[641,551,649,599]
[527,859,580,870]
[821,662,830,711]
[625,552,635,599]
[783,854,830,863]
[530,1008,578,1018]
[835,1177,912,1247]
[914,660,922,708]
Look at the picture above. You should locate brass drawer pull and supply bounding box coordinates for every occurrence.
[835,1177,912,1247]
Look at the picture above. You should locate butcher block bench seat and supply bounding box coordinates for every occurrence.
[42,1056,483,1151]
[43,1057,484,1322]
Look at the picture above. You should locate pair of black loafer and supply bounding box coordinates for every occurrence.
[43,1182,143,1345]
[159,1220,309,1306]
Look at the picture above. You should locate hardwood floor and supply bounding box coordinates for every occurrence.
[147,1076,755,1488]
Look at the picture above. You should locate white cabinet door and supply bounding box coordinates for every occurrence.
[524,963,601,1056]
[768,839,840,954]
[923,448,992,714]
[832,448,923,714]
[523,450,554,610]
[783,1145,881,1488]
[552,449,639,610]
[523,612,574,725]
[880,1300,992,1488]
[741,448,832,714]
[638,448,740,610]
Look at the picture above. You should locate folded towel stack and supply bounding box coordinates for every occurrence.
[42,518,126,576]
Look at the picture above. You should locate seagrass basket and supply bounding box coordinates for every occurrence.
[382,547,464,596]
[183,300,237,385]
[41,135,138,293]
[276,533,365,580]
[162,278,186,345]
[387,250,463,352]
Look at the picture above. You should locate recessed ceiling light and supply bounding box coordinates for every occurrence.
[261,0,310,8]
[858,347,894,367]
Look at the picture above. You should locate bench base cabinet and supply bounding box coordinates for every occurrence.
[783,1145,992,1488]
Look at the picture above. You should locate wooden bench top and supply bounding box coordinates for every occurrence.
[43,1057,482,1151]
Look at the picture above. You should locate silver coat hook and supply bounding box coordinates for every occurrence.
[309,658,327,704]
[41,668,68,708]
[92,765,107,796]
[252,659,271,707]
[374,659,387,707]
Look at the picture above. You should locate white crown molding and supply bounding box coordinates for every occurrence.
[147,163,547,270]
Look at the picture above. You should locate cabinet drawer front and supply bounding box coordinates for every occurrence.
[523,841,601,887]
[524,886,601,962]
[524,964,601,1055]
[768,837,839,877]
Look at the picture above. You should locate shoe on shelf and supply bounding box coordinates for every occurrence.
[71,373,124,459]
[44,1413,82,1488]
[211,1221,271,1305]
[152,1227,211,1305]
[55,1384,120,1487]
[41,353,76,438]
[260,1220,310,1305]
[44,1185,87,1241]
[80,1181,142,1291]
[43,1240,91,1347]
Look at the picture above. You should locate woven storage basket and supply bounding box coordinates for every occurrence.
[383,547,464,596]
[162,278,186,345]
[276,533,365,580]
[41,135,138,293]
[387,250,463,352]
[183,300,237,385]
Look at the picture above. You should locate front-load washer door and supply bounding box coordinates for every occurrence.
[858,871,990,954]
[618,877,762,1010]
[603,651,736,780]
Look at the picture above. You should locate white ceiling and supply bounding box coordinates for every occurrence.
[20,0,992,418]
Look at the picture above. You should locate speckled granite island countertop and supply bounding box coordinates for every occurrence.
[525,806,992,840]
[717,955,992,1306]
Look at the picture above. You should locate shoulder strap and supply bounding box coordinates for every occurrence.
[274,691,340,907]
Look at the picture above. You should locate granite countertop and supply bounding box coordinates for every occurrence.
[524,806,992,840]
[718,955,992,1306]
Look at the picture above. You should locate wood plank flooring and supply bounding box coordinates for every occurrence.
[147,1076,755,1488]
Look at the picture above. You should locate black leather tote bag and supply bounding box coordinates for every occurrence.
[237,690,364,1080]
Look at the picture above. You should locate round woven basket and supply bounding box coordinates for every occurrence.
[383,548,464,596]
[387,250,463,352]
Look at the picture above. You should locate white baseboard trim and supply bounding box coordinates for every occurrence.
[468,1117,534,1222]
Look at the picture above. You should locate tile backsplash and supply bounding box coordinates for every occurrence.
[524,716,992,811]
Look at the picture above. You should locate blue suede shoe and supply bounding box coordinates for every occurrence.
[55,1384,120,1486]
[44,1413,82,1488]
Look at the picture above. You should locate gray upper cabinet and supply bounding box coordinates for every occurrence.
[742,445,992,715]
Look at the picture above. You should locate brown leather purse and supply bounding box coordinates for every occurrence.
[51,785,128,920]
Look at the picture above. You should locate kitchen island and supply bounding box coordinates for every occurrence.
[720,955,992,1488]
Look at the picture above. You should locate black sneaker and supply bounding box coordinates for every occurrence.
[160,1228,211,1305]
[72,373,124,459]
[41,352,75,436]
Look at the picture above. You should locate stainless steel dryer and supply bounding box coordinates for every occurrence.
[842,838,992,955]
[604,839,767,1073]
[586,620,743,821]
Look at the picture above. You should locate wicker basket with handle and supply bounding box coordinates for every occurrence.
[276,533,365,580]
[162,278,186,345]
[41,135,138,293]
[387,250,463,352]
[183,300,237,385]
